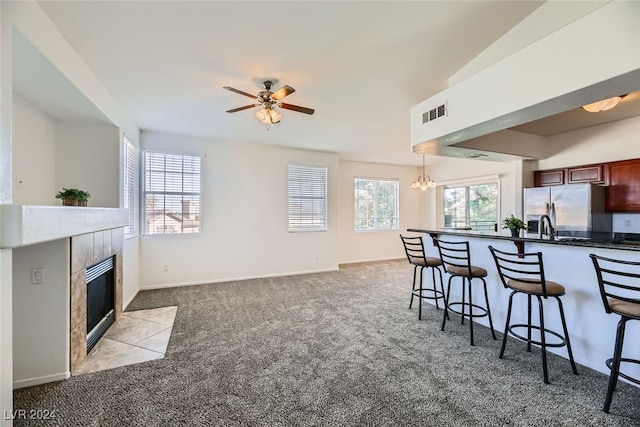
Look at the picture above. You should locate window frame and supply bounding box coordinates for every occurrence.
[142,150,202,236]
[288,163,328,233]
[353,177,400,232]
[123,137,140,240]
[441,177,500,232]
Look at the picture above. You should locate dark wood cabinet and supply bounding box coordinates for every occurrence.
[534,169,564,186]
[534,158,639,212]
[606,159,640,212]
[567,164,604,184]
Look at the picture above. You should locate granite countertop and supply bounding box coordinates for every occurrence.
[406,228,640,252]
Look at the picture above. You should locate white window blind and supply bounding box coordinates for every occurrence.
[354,178,399,231]
[123,138,140,240]
[144,152,201,235]
[288,164,327,232]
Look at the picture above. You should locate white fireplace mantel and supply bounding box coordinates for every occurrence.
[1,205,128,248]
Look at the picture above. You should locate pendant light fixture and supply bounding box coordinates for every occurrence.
[411,155,436,191]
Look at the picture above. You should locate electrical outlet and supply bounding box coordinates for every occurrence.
[163,264,169,272]
[624,219,633,228]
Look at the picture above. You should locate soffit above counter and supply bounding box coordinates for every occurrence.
[1,205,128,249]
[410,2,640,162]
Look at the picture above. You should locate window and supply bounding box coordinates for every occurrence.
[443,182,498,231]
[354,178,399,231]
[143,152,201,235]
[288,164,327,232]
[123,138,140,240]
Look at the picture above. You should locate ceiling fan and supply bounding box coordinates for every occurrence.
[223,80,315,125]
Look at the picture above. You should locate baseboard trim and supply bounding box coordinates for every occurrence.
[123,290,139,311]
[338,257,405,267]
[139,267,340,290]
[13,371,70,389]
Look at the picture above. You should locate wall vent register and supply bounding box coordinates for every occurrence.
[422,102,447,124]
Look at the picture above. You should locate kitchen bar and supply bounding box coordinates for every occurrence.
[405,227,640,384]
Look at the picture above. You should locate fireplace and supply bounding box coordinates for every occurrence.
[70,229,124,374]
[86,256,115,352]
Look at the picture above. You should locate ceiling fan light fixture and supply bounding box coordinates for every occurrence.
[581,95,623,113]
[269,108,281,124]
[255,107,281,125]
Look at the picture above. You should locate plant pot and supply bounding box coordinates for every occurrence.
[510,229,520,238]
[62,199,87,207]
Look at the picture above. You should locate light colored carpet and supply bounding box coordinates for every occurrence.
[13,260,640,426]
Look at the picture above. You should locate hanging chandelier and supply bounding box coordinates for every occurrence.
[411,155,436,191]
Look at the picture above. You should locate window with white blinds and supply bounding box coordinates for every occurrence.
[288,164,328,232]
[123,138,140,239]
[143,151,201,235]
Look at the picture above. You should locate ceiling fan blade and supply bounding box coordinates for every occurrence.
[223,86,257,99]
[279,103,315,115]
[271,85,295,101]
[226,104,256,113]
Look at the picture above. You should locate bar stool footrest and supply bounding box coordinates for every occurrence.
[411,289,445,301]
[508,324,567,348]
[605,357,640,386]
[447,302,489,319]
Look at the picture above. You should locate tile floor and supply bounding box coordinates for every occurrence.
[74,306,177,375]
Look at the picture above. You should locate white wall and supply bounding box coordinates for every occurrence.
[12,96,57,205]
[536,116,640,169]
[56,122,120,208]
[139,131,339,289]
[12,239,70,388]
[337,160,424,264]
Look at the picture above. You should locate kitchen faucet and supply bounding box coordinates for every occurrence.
[538,215,555,240]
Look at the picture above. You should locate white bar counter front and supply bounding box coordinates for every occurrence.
[406,228,640,384]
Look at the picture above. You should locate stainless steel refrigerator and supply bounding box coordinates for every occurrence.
[523,183,612,239]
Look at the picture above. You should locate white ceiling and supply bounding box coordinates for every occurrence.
[26,1,551,166]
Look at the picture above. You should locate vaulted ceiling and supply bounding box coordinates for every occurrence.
[20,1,556,166]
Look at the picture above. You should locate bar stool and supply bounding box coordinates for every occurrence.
[489,245,578,384]
[399,235,446,320]
[590,253,640,413]
[435,238,496,345]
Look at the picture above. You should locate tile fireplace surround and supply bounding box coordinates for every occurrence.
[70,229,124,373]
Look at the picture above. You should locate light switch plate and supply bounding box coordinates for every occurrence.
[31,268,45,284]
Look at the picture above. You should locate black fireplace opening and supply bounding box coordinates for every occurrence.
[86,257,115,353]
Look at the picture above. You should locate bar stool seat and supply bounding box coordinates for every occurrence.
[489,245,578,384]
[399,235,446,320]
[507,279,565,295]
[590,253,640,414]
[435,238,496,346]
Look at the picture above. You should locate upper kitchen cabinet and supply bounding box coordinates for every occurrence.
[606,159,640,212]
[534,169,565,187]
[567,164,604,184]
[534,164,605,187]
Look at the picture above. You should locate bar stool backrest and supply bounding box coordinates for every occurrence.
[590,254,640,319]
[399,235,427,266]
[434,239,473,277]
[489,246,549,295]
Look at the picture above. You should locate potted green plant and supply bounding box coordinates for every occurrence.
[55,188,91,206]
[502,214,526,237]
